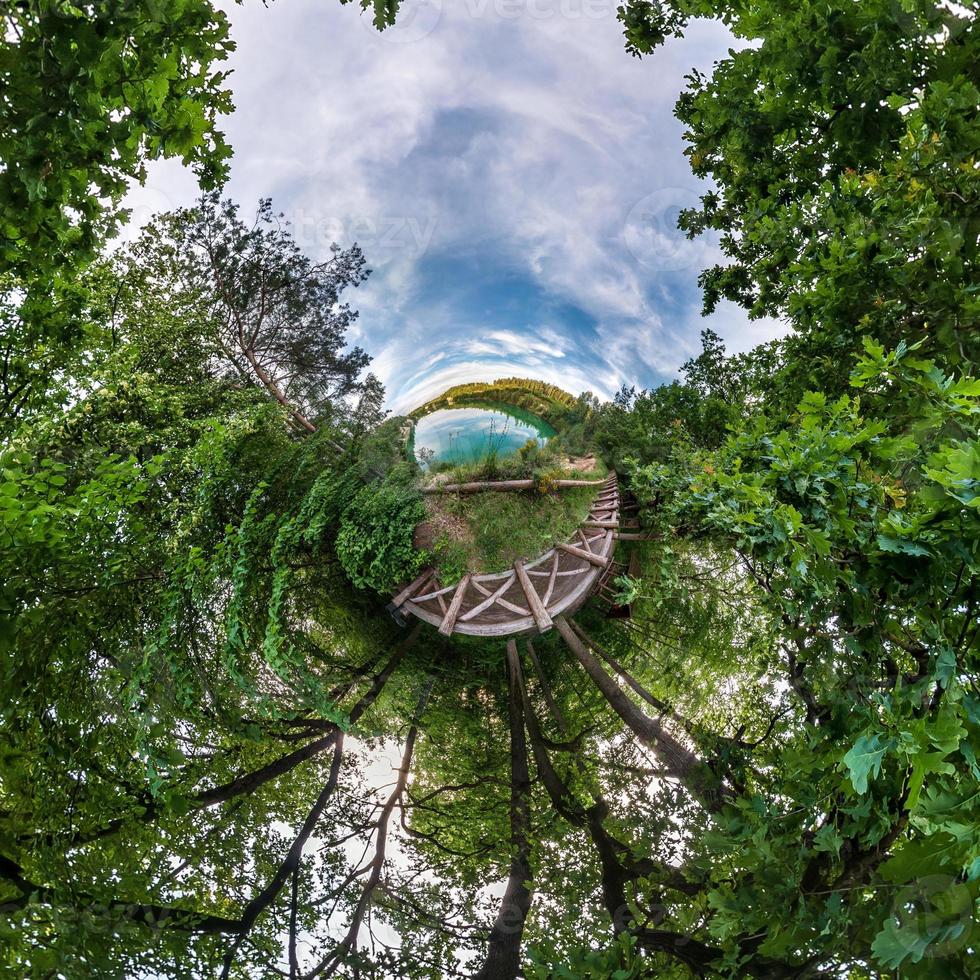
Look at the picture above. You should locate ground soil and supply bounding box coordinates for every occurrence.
[563,454,599,472]
[414,498,475,553]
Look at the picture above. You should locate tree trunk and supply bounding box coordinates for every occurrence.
[521,634,793,978]
[196,623,415,808]
[569,621,679,721]
[555,618,728,813]
[515,649,698,927]
[242,345,317,433]
[59,627,419,848]
[220,735,346,978]
[474,641,534,980]
[316,677,434,978]
[423,478,604,495]
[524,640,566,734]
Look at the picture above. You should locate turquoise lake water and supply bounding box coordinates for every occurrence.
[411,405,556,469]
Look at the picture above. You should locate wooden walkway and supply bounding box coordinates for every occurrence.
[391,474,621,637]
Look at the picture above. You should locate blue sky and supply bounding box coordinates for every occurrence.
[126,0,785,414]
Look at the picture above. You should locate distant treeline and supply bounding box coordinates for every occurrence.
[409,377,576,422]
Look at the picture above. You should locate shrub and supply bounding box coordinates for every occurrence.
[336,482,428,594]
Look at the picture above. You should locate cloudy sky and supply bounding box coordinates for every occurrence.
[127,0,784,414]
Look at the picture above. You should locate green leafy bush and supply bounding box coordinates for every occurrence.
[336,482,428,593]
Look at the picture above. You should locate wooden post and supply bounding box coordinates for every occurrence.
[557,542,609,567]
[390,567,434,610]
[438,574,471,636]
[514,560,553,633]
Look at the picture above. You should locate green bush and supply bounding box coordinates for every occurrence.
[336,482,428,594]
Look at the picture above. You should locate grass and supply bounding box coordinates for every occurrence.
[429,484,599,579]
[423,442,607,489]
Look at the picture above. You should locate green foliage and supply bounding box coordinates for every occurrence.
[431,533,470,586]
[1,1,235,293]
[425,437,604,488]
[122,192,373,428]
[357,414,414,480]
[619,0,979,403]
[3,0,979,976]
[527,932,650,979]
[336,481,428,593]
[623,343,980,972]
[591,329,778,470]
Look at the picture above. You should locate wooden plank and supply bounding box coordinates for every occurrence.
[557,542,609,568]
[470,578,529,615]
[583,520,621,529]
[460,573,515,622]
[390,567,434,609]
[514,559,553,633]
[438,574,471,636]
[542,551,560,606]
[425,480,534,494]
[414,583,456,602]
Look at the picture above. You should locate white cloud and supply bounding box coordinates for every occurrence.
[127,1,773,412]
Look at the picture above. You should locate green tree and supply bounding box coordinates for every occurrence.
[620,0,979,401]
[3,1,979,977]
[123,193,374,434]
[1,1,235,287]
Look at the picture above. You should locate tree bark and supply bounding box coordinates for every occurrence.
[473,642,534,980]
[220,735,346,979]
[524,640,566,733]
[52,626,419,849]
[556,618,729,813]
[515,652,700,923]
[0,854,242,933]
[196,624,413,808]
[423,479,604,495]
[312,678,434,978]
[242,345,317,433]
[569,621,681,722]
[515,646,788,977]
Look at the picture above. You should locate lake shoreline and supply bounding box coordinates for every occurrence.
[408,401,557,470]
